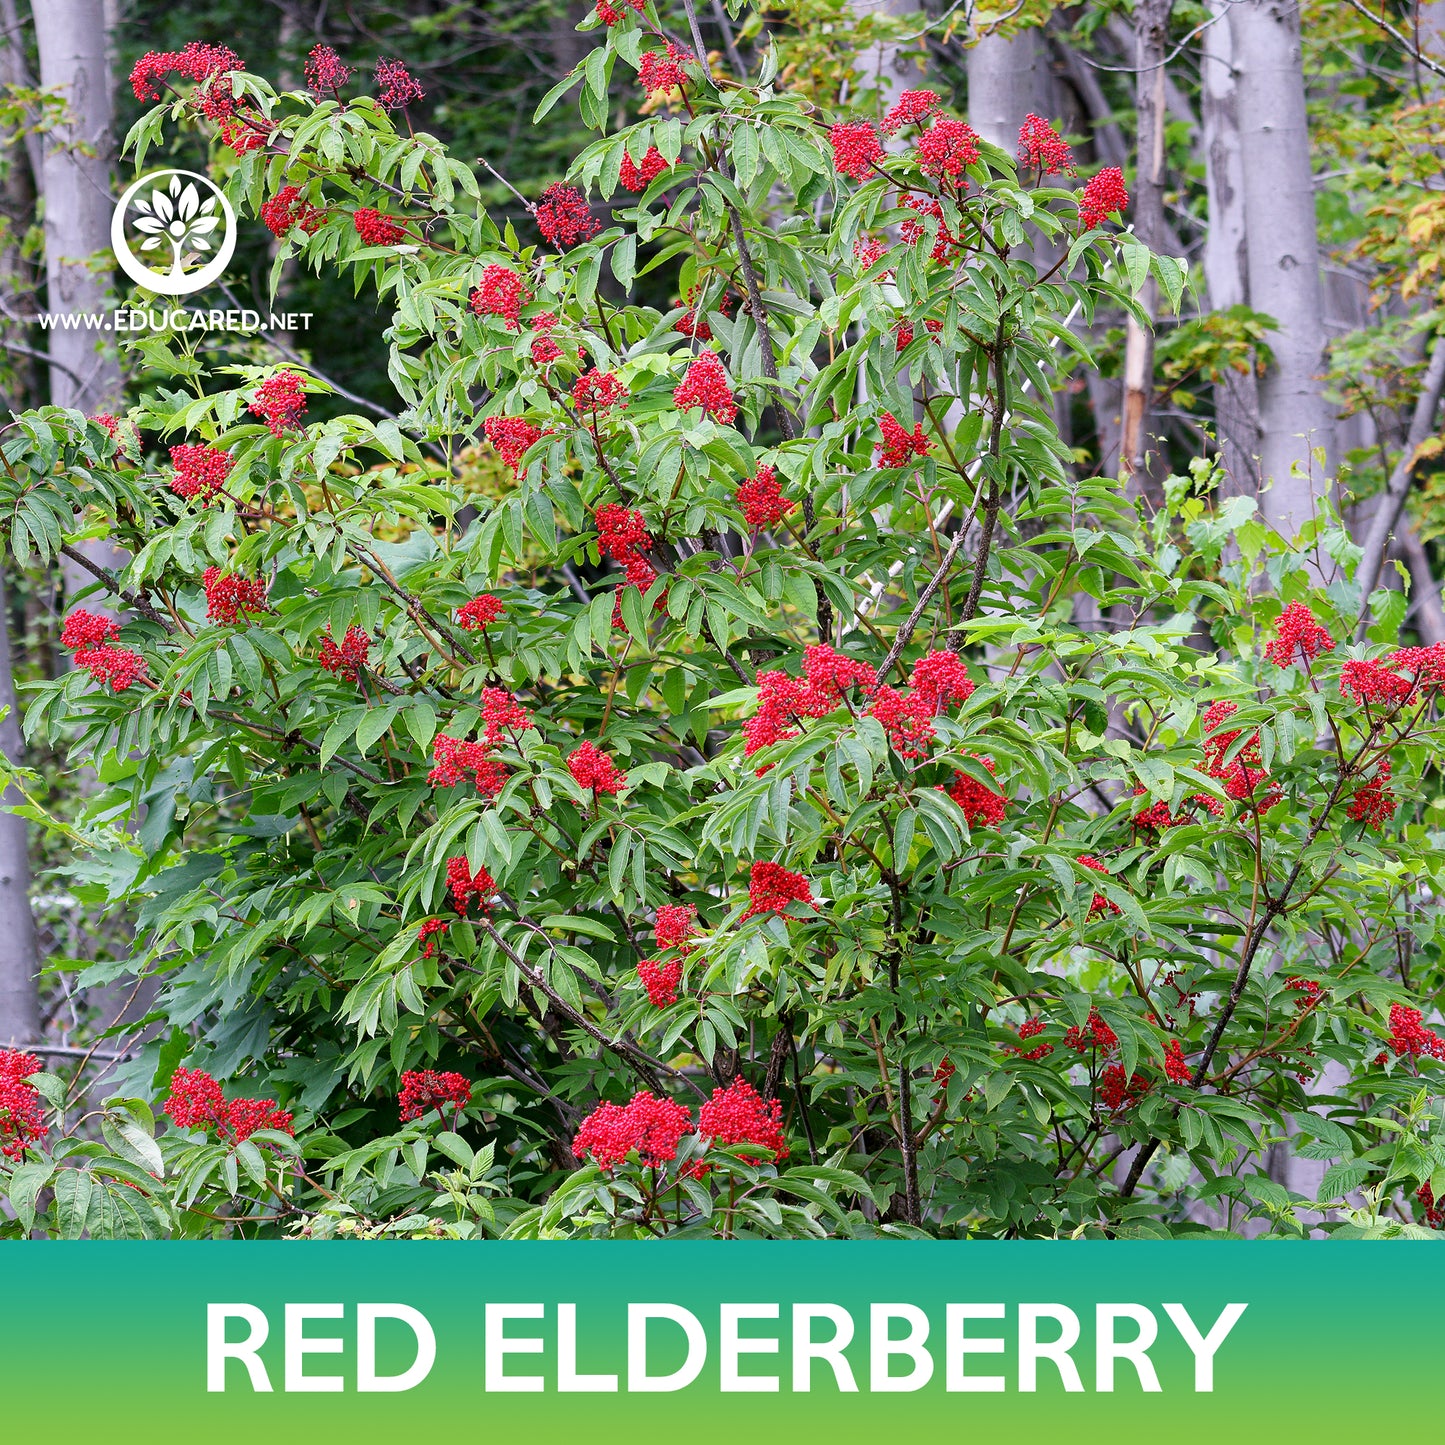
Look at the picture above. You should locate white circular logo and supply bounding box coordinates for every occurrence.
[111,169,236,297]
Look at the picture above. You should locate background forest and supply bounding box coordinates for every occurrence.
[2,0,1445,1239]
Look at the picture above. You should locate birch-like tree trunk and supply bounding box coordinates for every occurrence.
[1230,0,1335,540]
[1201,0,1262,500]
[32,0,127,605]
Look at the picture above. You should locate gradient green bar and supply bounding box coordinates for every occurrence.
[0,1243,1412,1443]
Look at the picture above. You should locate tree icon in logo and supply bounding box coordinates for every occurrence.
[131,175,222,281]
[110,168,238,297]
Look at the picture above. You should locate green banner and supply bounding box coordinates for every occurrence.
[0,1241,1416,1441]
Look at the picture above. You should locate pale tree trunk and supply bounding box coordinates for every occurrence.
[1201,0,1262,500]
[1120,0,1172,504]
[1230,0,1336,541]
[32,0,127,607]
[0,0,39,1049]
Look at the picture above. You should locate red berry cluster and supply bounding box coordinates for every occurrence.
[446,856,496,914]
[877,410,932,467]
[250,371,308,437]
[596,0,646,24]
[1386,1003,1445,1060]
[572,1090,693,1170]
[483,415,543,474]
[830,121,883,181]
[638,44,690,96]
[638,956,683,1007]
[353,208,407,246]
[528,311,563,366]
[914,117,980,182]
[305,45,352,94]
[61,609,146,693]
[130,41,242,103]
[1348,760,1395,829]
[673,351,737,425]
[480,685,534,742]
[398,1069,471,1121]
[219,118,269,153]
[697,1077,788,1163]
[882,89,940,134]
[417,918,448,958]
[1163,1040,1192,1084]
[620,145,671,192]
[1099,1064,1150,1111]
[170,442,233,502]
[567,739,629,796]
[1064,1007,1118,1054]
[202,568,269,626]
[898,194,961,265]
[943,757,1007,828]
[164,1066,294,1143]
[261,186,324,239]
[429,735,508,797]
[535,183,599,248]
[1076,856,1121,917]
[1264,602,1335,668]
[1200,701,1278,814]
[655,903,697,951]
[741,860,813,920]
[1079,167,1129,229]
[0,1049,46,1161]
[1017,114,1076,176]
[457,594,504,631]
[573,368,628,419]
[1003,1017,1054,1061]
[317,625,370,682]
[737,463,793,529]
[933,1057,957,1085]
[470,264,530,330]
[374,58,423,110]
[1420,1182,1445,1228]
[854,236,890,271]
[595,503,660,626]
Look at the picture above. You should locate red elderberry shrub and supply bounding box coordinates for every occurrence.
[573,368,628,418]
[61,610,119,651]
[1265,601,1335,667]
[698,1077,788,1163]
[673,351,737,425]
[74,644,147,692]
[429,735,507,796]
[572,1091,692,1170]
[318,625,370,682]
[596,504,651,561]
[483,415,543,474]
[1063,1007,1119,1054]
[1386,1003,1445,1060]
[169,442,233,501]
[353,208,407,246]
[804,643,877,702]
[1349,761,1396,829]
[480,685,535,742]
[224,1098,295,1143]
[1340,658,1411,707]
[535,183,599,247]
[1389,642,1445,689]
[933,1057,957,1084]
[1079,166,1129,229]
[737,463,793,529]
[914,117,980,181]
[417,918,448,958]
[0,1049,46,1160]
[620,145,671,192]
[457,594,504,630]
[568,739,629,795]
[469,264,530,330]
[305,44,351,94]
[1163,1040,1192,1084]
[638,44,689,96]
[1018,113,1075,175]
[655,903,697,951]
[1099,1064,1150,1111]
[1076,855,1121,917]
[446,856,496,915]
[742,860,814,920]
[830,120,883,182]
[743,671,805,758]
[867,685,935,758]
[882,89,940,134]
[375,58,423,110]
[638,956,683,1008]
[944,758,1007,828]
[399,1069,471,1121]
[261,186,323,238]
[877,410,932,466]
[250,371,308,437]
[130,42,243,103]
[596,0,645,24]
[202,568,269,626]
